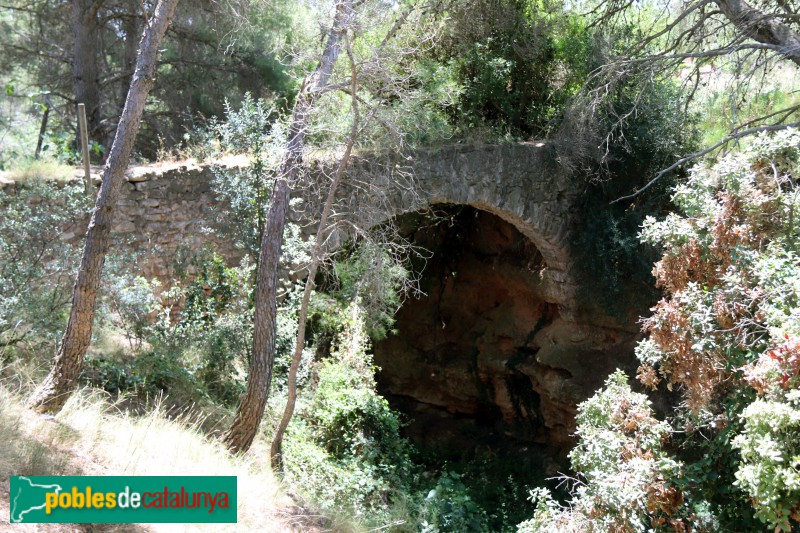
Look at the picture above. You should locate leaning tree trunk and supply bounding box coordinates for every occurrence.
[269,30,360,470]
[28,0,181,413]
[269,110,357,470]
[714,0,800,68]
[107,0,142,151]
[223,0,355,455]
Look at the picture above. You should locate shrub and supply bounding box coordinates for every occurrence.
[733,390,800,531]
[326,240,413,341]
[283,304,416,521]
[637,129,800,529]
[85,351,201,401]
[518,371,690,532]
[144,250,255,406]
[419,470,490,533]
[0,178,91,359]
[520,129,800,532]
[104,275,161,350]
[87,249,257,407]
[637,129,800,412]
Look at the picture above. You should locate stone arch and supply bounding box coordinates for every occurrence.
[332,145,641,461]
[368,205,571,455]
[332,142,579,318]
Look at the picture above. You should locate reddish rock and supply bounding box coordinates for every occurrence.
[373,206,640,457]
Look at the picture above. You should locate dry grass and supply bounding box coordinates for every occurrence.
[0,385,330,532]
[1,158,76,184]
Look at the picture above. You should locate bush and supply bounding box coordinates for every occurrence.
[87,248,256,407]
[85,351,201,401]
[144,250,255,406]
[283,305,416,521]
[429,0,593,139]
[419,470,490,533]
[104,275,161,350]
[733,389,800,531]
[0,178,91,359]
[518,371,691,532]
[522,129,800,531]
[325,240,413,341]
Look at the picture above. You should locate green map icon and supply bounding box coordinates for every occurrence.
[10,476,64,523]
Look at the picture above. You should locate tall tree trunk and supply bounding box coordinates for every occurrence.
[28,0,181,414]
[107,2,142,150]
[223,0,354,455]
[72,0,103,145]
[269,31,360,470]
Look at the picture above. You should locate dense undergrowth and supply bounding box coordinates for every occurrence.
[0,132,561,532]
[525,129,800,531]
[2,0,798,523]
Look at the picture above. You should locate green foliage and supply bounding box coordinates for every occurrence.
[85,351,201,401]
[180,251,242,325]
[188,93,284,159]
[535,129,800,531]
[0,0,294,159]
[699,84,800,148]
[569,55,699,317]
[328,241,411,340]
[89,248,256,407]
[419,470,489,533]
[189,94,308,264]
[733,390,800,531]
[519,371,690,532]
[430,0,593,139]
[0,178,91,358]
[307,359,407,468]
[637,129,800,403]
[104,276,161,351]
[284,306,416,521]
[415,457,537,533]
[269,282,315,394]
[638,128,800,529]
[144,250,254,406]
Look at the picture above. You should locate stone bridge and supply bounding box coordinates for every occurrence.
[27,142,580,314]
[7,142,643,459]
[329,142,577,313]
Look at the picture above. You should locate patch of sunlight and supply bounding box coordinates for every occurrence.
[2,157,76,184]
[0,386,303,532]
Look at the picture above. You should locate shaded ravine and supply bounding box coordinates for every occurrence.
[372,205,641,463]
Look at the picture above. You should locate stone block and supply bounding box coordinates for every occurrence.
[126,168,152,182]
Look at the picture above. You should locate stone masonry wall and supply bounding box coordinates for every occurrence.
[0,157,251,281]
[1,143,611,321]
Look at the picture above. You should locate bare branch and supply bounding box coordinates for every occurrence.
[610,122,800,204]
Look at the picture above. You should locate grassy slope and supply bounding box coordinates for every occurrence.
[0,385,327,532]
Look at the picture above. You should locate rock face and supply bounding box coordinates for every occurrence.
[373,206,641,457]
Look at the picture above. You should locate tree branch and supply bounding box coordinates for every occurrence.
[714,0,800,67]
[611,122,800,204]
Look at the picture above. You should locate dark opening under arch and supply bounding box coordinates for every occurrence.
[372,204,639,463]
